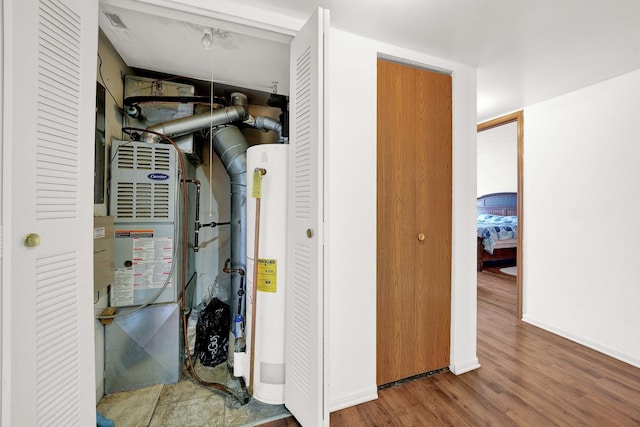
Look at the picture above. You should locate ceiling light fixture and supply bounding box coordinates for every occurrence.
[201,28,213,50]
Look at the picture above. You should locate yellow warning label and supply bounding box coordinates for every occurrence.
[257,259,277,293]
[252,170,262,199]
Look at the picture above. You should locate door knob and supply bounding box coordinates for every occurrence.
[306,228,313,238]
[24,233,41,248]
[417,232,425,241]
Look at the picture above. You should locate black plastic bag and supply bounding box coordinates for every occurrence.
[195,298,230,367]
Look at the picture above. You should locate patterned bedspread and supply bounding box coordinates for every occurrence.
[477,214,518,254]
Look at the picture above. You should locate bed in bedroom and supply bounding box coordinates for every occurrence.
[477,192,518,271]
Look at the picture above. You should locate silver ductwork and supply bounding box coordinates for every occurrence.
[143,101,249,330]
[141,92,285,345]
[210,125,249,324]
[143,106,247,144]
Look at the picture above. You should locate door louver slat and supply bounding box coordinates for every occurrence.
[36,251,80,426]
[35,4,83,423]
[35,0,81,222]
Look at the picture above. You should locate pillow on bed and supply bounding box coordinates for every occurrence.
[477,214,518,225]
[477,214,496,221]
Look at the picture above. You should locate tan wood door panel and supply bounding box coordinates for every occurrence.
[377,59,452,386]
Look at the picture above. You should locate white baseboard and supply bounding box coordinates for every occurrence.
[449,357,481,375]
[329,386,378,412]
[523,315,640,369]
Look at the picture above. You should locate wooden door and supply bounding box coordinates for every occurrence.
[376,59,452,386]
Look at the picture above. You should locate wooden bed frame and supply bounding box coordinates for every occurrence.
[477,192,518,271]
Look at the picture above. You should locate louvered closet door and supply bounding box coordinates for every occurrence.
[285,7,329,427]
[2,0,99,425]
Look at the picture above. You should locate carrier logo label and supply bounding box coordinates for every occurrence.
[148,173,170,181]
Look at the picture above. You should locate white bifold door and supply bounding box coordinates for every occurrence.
[1,0,98,425]
[285,6,329,427]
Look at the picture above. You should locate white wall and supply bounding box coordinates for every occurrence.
[523,68,640,368]
[326,28,479,411]
[477,121,517,196]
[0,1,4,418]
[193,147,231,305]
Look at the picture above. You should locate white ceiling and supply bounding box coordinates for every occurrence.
[99,0,640,122]
[98,2,293,97]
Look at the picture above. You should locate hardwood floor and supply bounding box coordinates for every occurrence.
[260,271,640,426]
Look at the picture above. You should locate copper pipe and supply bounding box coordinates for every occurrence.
[249,167,267,395]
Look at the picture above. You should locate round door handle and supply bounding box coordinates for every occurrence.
[24,233,41,248]
[417,233,425,241]
[306,228,313,239]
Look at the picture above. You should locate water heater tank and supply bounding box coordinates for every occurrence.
[244,144,288,404]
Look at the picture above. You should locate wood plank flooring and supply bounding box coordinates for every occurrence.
[259,270,640,426]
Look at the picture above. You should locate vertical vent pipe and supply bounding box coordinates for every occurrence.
[143,94,250,330]
[210,124,249,326]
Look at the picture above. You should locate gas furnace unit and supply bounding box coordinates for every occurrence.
[109,139,185,307]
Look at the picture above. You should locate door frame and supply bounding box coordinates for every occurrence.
[477,111,523,319]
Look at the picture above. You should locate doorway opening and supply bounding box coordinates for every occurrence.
[477,111,523,319]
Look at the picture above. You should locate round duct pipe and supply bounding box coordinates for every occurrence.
[211,125,249,334]
[142,106,247,144]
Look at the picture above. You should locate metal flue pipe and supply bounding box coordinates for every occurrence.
[253,116,283,142]
[210,125,249,326]
[143,106,247,144]
[143,97,249,332]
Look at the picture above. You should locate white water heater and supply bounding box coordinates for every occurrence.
[236,144,288,404]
